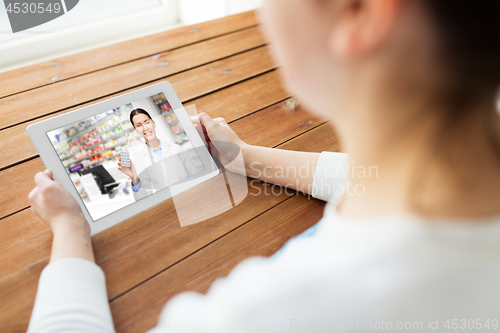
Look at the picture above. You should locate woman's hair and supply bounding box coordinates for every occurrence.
[423,1,500,108]
[409,1,500,213]
[129,108,153,128]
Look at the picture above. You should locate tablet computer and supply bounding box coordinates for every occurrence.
[27,81,219,235]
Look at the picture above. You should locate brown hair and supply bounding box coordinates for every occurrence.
[423,0,500,109]
[408,1,500,213]
[129,108,153,128]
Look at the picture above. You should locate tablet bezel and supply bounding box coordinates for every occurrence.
[27,81,219,235]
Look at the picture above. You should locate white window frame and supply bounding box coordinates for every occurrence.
[0,0,179,72]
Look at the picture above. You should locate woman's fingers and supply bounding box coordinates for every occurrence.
[28,186,39,202]
[44,169,53,179]
[190,115,201,126]
[199,113,217,130]
[34,171,53,188]
[214,117,227,125]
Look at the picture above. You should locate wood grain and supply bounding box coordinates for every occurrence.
[0,158,42,220]
[0,260,49,333]
[189,69,288,122]
[171,46,274,102]
[277,122,342,153]
[0,13,337,333]
[110,194,325,333]
[0,177,290,333]
[0,112,336,333]
[0,28,268,131]
[230,99,324,148]
[0,103,332,280]
[0,11,258,99]
[0,69,288,171]
[0,96,316,220]
[0,95,324,273]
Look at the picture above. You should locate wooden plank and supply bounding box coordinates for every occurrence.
[0,12,342,333]
[0,28,269,131]
[0,208,51,280]
[186,69,288,122]
[0,104,330,282]
[0,158,41,221]
[171,46,274,102]
[0,112,334,333]
[0,260,48,333]
[0,69,287,172]
[277,122,342,153]
[0,11,258,99]
[0,98,321,277]
[230,99,323,148]
[94,177,288,299]
[0,96,315,220]
[0,69,287,173]
[110,194,325,333]
[0,177,291,333]
[0,101,323,277]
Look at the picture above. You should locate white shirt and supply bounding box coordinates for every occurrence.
[27,152,500,333]
[148,140,165,160]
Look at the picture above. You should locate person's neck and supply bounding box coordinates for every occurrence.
[336,100,500,219]
[146,137,160,149]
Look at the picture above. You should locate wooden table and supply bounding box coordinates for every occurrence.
[0,11,341,333]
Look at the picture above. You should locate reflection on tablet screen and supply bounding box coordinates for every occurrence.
[46,92,205,221]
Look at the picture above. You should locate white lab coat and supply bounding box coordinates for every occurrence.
[131,140,199,201]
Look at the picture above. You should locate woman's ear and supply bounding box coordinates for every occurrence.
[327,0,400,58]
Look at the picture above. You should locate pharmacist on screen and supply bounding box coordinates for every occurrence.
[118,108,198,201]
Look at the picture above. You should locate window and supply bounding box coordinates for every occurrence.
[0,0,177,72]
[0,0,261,72]
[179,0,262,25]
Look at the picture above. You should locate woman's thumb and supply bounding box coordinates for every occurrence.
[199,113,217,130]
[44,169,54,180]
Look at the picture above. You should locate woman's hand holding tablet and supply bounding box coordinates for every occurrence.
[27,81,220,235]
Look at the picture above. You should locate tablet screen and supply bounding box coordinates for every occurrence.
[47,92,205,221]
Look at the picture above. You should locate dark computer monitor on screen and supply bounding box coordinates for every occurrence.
[79,165,119,195]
